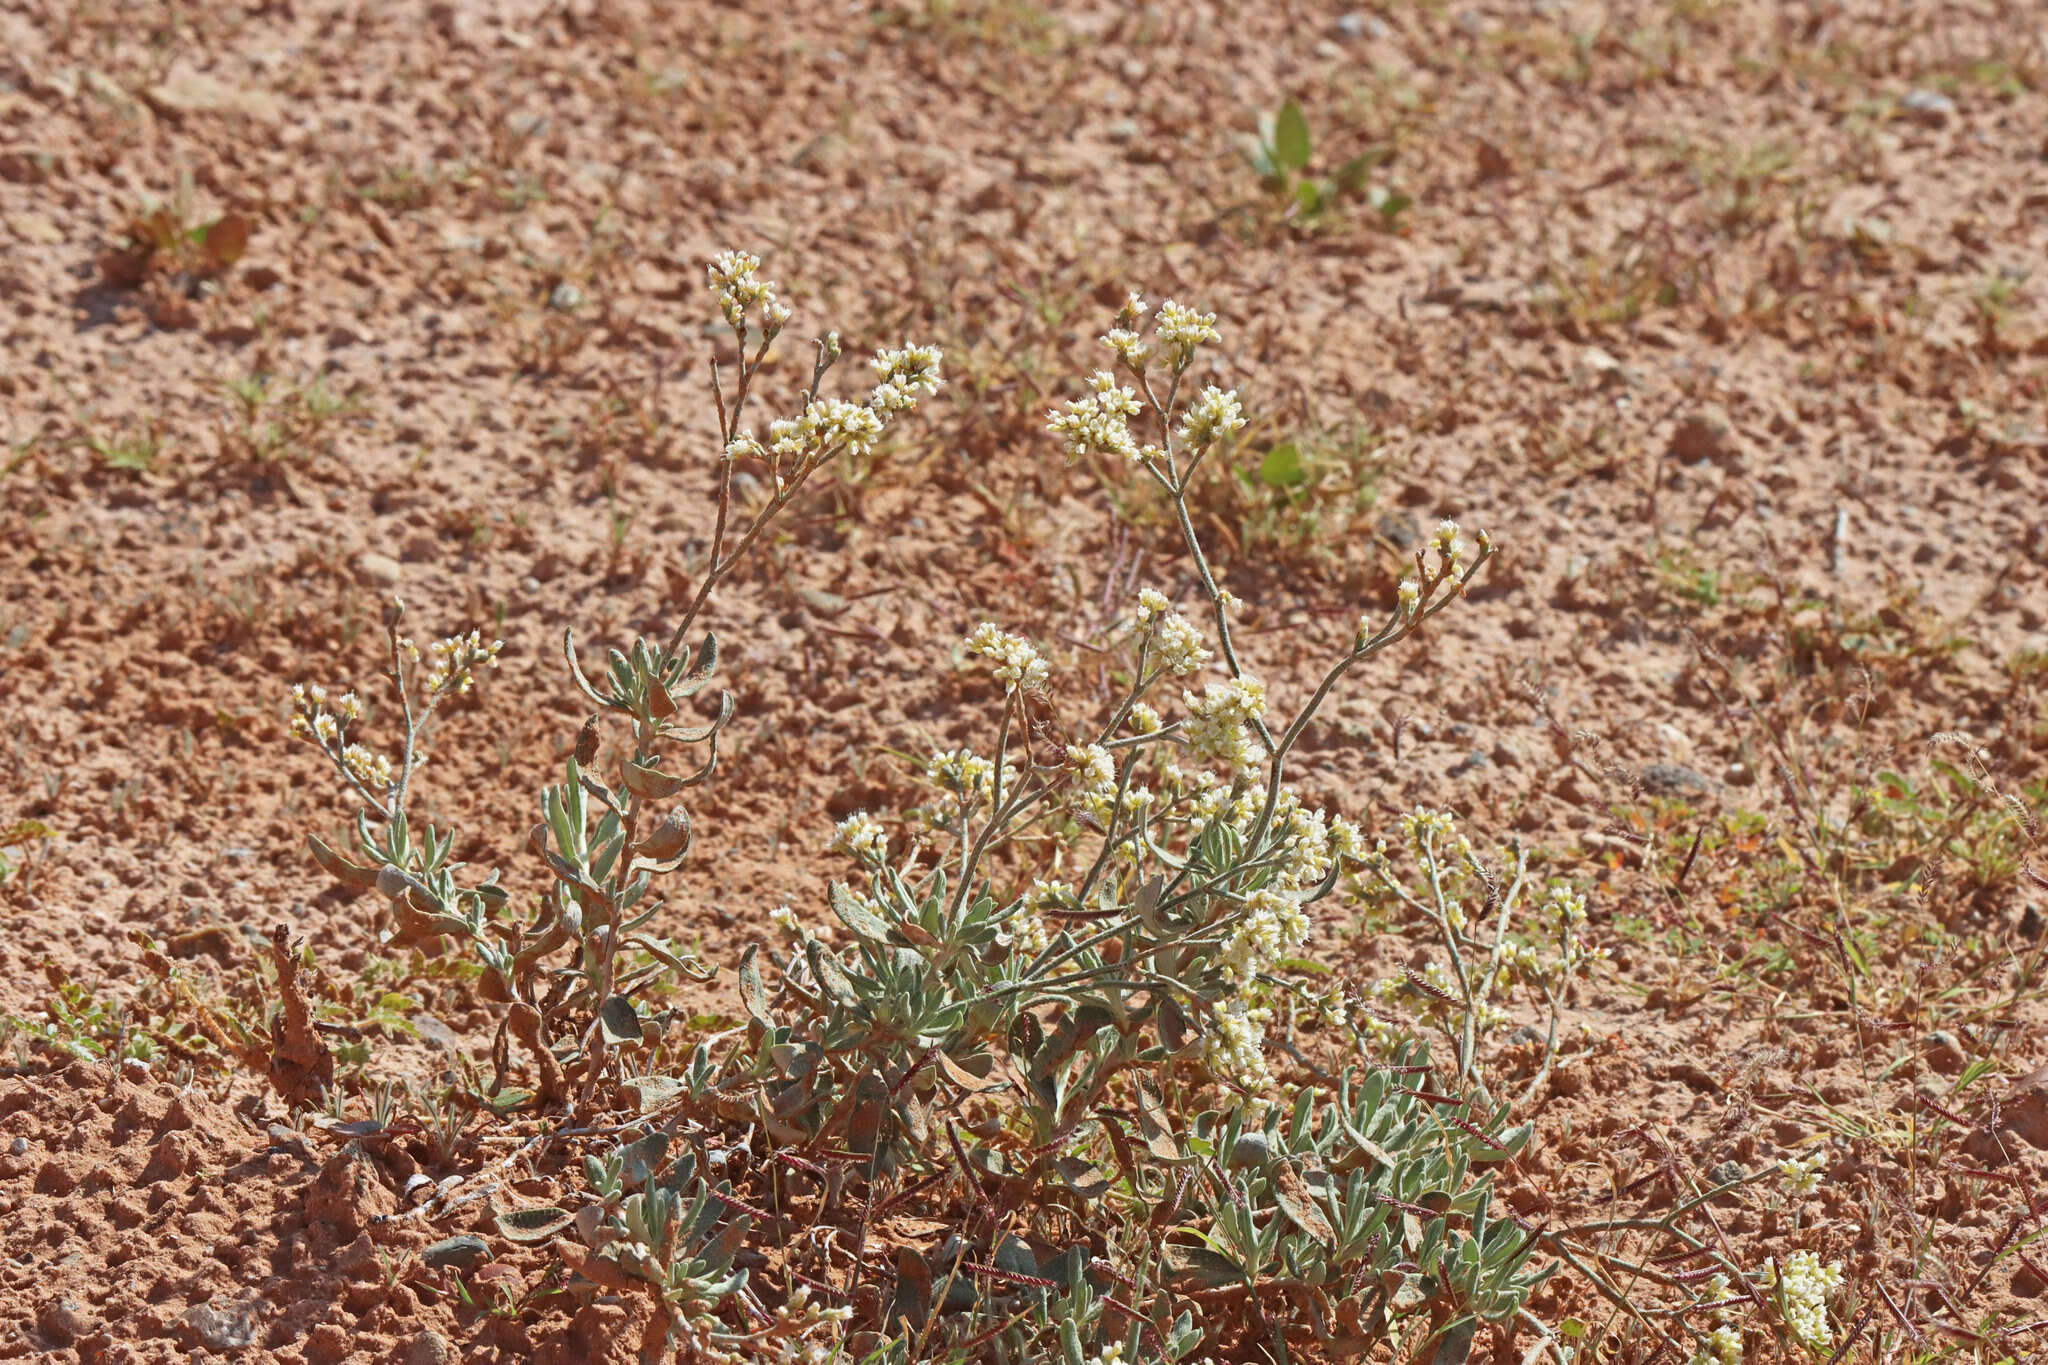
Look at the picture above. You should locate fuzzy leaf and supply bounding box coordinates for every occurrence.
[937,1051,1004,1094]
[738,944,773,1028]
[1135,1078,1185,1163]
[1273,99,1312,171]
[496,1206,575,1244]
[1432,1318,1477,1365]
[622,760,687,799]
[598,994,641,1046]
[1271,1160,1337,1246]
[1164,1243,1247,1290]
[1260,442,1306,488]
[829,881,894,943]
[307,832,381,890]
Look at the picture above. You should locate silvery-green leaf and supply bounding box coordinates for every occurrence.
[496,1206,575,1244]
[1271,1160,1336,1247]
[599,995,641,1046]
[738,944,773,1028]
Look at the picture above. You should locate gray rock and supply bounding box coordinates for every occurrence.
[37,1298,91,1346]
[410,1013,462,1052]
[1375,511,1421,551]
[423,1234,490,1271]
[1641,763,1712,798]
[408,1330,457,1365]
[180,1300,259,1352]
[1900,88,1956,126]
[356,551,403,588]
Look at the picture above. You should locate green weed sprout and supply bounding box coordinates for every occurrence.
[1245,98,1407,228]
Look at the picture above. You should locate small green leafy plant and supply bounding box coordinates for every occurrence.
[1245,98,1408,228]
[284,256,1549,1361]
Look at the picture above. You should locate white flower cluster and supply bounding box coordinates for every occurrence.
[423,630,502,696]
[1311,985,1349,1029]
[707,249,791,331]
[1000,882,1062,956]
[964,622,1049,694]
[768,904,799,935]
[1217,888,1311,986]
[1179,385,1246,448]
[1399,806,1462,846]
[711,253,941,472]
[1768,1250,1842,1351]
[870,344,944,413]
[1182,675,1267,771]
[1154,299,1220,366]
[1047,371,1144,463]
[922,747,1020,826]
[1541,883,1589,928]
[290,683,392,791]
[1066,743,1116,795]
[1126,700,1163,734]
[1135,588,1211,675]
[1202,998,1272,1090]
[288,682,363,749]
[770,398,884,461]
[1778,1151,1825,1198]
[755,1283,855,1365]
[829,811,888,862]
[1688,1324,1741,1365]
[1268,800,1362,891]
[1101,326,1148,367]
[342,743,394,791]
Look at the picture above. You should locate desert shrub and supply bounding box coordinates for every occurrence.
[285,256,1557,1362]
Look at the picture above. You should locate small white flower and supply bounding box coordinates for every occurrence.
[1155,299,1220,365]
[1101,327,1150,368]
[869,344,944,412]
[1182,675,1267,770]
[1201,999,1272,1090]
[829,812,888,861]
[1689,1323,1741,1365]
[342,743,394,790]
[1778,1151,1824,1198]
[707,249,790,330]
[1065,743,1117,797]
[1217,888,1310,985]
[964,622,1049,693]
[1397,578,1420,615]
[768,904,798,934]
[424,630,503,696]
[1135,589,1211,675]
[1048,371,1144,462]
[1772,1250,1842,1351]
[1178,385,1244,447]
[1127,701,1162,734]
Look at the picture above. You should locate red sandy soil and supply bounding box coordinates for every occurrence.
[3,0,2047,1360]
